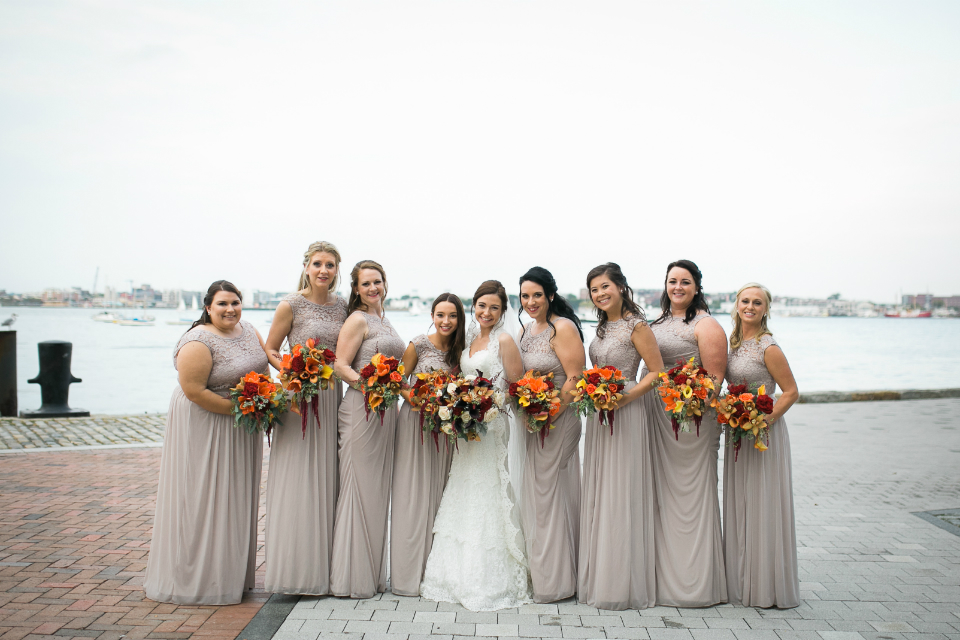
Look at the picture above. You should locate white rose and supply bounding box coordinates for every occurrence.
[493,391,505,407]
[485,407,500,422]
[463,413,472,424]
[465,374,477,383]
[438,406,452,420]
[447,382,458,395]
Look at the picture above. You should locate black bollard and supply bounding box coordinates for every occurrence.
[20,340,90,418]
[0,331,16,417]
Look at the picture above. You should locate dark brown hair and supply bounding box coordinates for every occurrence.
[518,266,583,345]
[189,280,243,331]
[651,259,711,325]
[585,263,644,339]
[348,260,388,315]
[431,293,466,370]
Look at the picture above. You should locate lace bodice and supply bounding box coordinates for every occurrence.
[650,313,713,369]
[173,321,268,392]
[588,315,647,379]
[727,334,779,394]
[284,293,348,351]
[461,343,504,385]
[519,325,567,386]
[349,311,405,371]
[411,334,453,375]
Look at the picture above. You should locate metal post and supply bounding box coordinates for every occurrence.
[0,331,16,417]
[20,340,90,418]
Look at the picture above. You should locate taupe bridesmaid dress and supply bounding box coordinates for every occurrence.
[390,334,455,596]
[519,325,581,603]
[264,294,348,595]
[723,334,799,608]
[644,313,727,607]
[579,316,656,610]
[144,321,266,605]
[330,310,405,598]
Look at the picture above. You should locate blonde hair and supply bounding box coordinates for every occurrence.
[348,260,388,314]
[730,282,773,350]
[297,241,342,293]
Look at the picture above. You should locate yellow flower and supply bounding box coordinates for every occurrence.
[758,384,766,396]
[320,364,333,380]
[754,439,768,451]
[681,386,693,399]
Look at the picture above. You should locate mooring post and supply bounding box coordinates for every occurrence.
[20,340,90,418]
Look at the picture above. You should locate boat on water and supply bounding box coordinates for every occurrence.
[884,309,932,318]
[116,317,155,326]
[166,297,195,325]
[91,311,122,322]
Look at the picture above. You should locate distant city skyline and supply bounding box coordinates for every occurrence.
[2,2,959,301]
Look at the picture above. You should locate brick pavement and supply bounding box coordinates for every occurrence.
[0,416,165,450]
[1,398,959,640]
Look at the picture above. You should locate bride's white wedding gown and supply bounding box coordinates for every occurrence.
[419,338,532,611]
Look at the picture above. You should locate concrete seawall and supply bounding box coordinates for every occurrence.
[795,387,960,403]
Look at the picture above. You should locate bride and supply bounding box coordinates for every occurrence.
[420,280,533,610]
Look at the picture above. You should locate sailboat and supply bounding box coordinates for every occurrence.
[166,296,195,325]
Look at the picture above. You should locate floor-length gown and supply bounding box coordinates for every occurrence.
[579,316,657,610]
[519,325,581,603]
[264,294,348,594]
[723,334,799,608]
[330,311,405,598]
[390,334,455,596]
[420,338,532,610]
[144,321,265,605]
[645,313,727,607]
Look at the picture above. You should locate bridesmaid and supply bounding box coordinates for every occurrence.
[723,283,800,608]
[645,259,728,607]
[390,294,463,596]
[330,260,405,598]
[144,281,266,605]
[578,263,664,610]
[263,241,348,595]
[518,266,586,603]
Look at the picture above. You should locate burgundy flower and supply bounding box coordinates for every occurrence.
[728,383,747,396]
[360,364,376,378]
[243,382,259,397]
[673,373,688,385]
[290,355,306,373]
[508,382,519,396]
[322,348,336,362]
[756,395,774,414]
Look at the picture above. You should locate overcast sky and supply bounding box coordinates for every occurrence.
[1,1,958,303]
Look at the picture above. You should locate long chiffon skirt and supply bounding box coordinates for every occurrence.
[330,388,397,598]
[390,404,454,596]
[521,407,581,603]
[579,385,657,610]
[144,387,262,605]
[264,384,341,594]
[649,405,727,607]
[723,416,800,608]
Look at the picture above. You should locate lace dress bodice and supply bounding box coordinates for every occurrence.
[349,311,405,371]
[174,321,268,392]
[411,334,453,375]
[726,335,779,394]
[649,313,711,370]
[589,315,647,378]
[284,293,348,351]
[520,325,567,386]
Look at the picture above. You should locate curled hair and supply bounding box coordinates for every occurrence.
[430,293,466,370]
[189,280,243,331]
[730,282,774,350]
[297,241,342,293]
[651,259,711,325]
[348,260,388,315]
[473,279,508,310]
[585,263,644,339]
[518,266,583,346]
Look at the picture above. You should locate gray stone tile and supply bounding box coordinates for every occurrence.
[647,630,695,640]
[458,613,500,624]
[387,621,435,634]
[498,615,544,625]
[690,631,738,640]
[604,630,650,640]
[542,615,584,627]
[341,620,391,634]
[560,627,606,639]
[413,611,457,624]
[288,610,336,621]
[397,600,441,611]
[328,609,374,621]
[732,632,780,640]
[356,600,400,610]
[581,616,624,628]
[869,623,917,633]
[561,604,605,616]
[371,610,416,622]
[299,620,349,634]
[705,620,751,631]
[475,624,519,637]
[518,624,564,638]
[521,604,561,615]
[432,623,477,636]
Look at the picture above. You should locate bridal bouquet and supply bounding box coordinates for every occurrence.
[509,370,561,448]
[358,353,405,424]
[278,338,336,437]
[570,365,628,435]
[428,372,504,448]
[230,371,288,442]
[653,357,715,439]
[408,369,451,447]
[712,382,775,460]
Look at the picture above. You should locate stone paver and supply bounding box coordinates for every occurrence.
[0,415,166,450]
[1,398,959,640]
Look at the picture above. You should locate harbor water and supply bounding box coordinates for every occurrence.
[4,307,959,415]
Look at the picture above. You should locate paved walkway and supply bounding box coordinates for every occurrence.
[1,399,959,640]
[0,416,165,450]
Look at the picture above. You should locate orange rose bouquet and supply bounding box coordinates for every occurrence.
[508,370,561,448]
[407,369,450,449]
[358,352,405,424]
[653,356,715,439]
[278,338,337,437]
[570,365,628,435]
[712,382,775,460]
[230,371,289,441]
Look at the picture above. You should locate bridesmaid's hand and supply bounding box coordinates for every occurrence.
[763,345,798,423]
